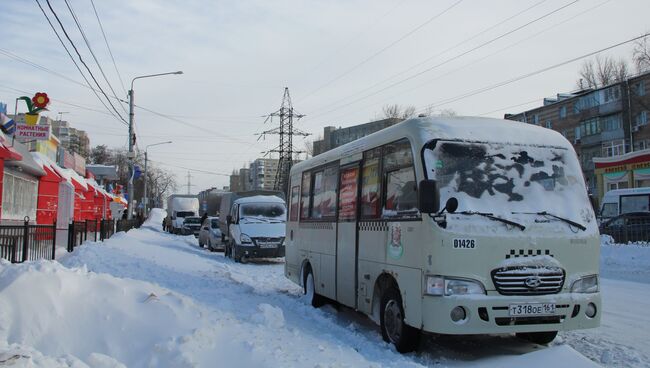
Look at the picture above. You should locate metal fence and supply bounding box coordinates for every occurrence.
[67,221,87,252]
[600,215,650,243]
[100,219,115,241]
[0,218,56,263]
[116,218,142,233]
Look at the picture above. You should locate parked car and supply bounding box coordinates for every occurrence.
[598,187,650,222]
[599,212,650,243]
[181,216,202,237]
[225,195,286,263]
[198,217,223,251]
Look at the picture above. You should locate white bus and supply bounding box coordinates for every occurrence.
[285,117,601,352]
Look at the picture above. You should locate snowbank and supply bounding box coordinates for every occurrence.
[600,235,650,284]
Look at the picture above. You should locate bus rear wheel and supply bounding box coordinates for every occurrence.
[380,287,420,353]
[516,331,558,345]
[303,267,325,308]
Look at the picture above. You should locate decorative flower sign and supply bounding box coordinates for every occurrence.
[18,92,50,126]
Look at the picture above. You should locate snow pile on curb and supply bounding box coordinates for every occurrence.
[600,235,650,283]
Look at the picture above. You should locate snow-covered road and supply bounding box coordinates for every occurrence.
[0,209,648,367]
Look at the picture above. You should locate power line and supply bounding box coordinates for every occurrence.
[305,0,580,121]
[306,0,611,127]
[41,0,128,124]
[89,0,127,94]
[297,0,404,80]
[63,0,128,115]
[298,0,464,103]
[305,0,548,116]
[148,159,230,176]
[417,32,650,113]
[33,0,127,126]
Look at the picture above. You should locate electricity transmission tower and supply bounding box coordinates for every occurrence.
[258,88,309,194]
[183,171,195,194]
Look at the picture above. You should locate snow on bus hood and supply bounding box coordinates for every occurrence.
[238,222,285,238]
[424,138,598,236]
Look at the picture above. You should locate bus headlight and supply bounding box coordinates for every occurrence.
[425,276,445,295]
[425,276,485,296]
[571,275,599,293]
[445,278,485,296]
[240,234,253,245]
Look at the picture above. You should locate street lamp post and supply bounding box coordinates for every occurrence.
[127,71,182,219]
[143,141,172,217]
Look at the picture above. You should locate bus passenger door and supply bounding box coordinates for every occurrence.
[336,164,360,308]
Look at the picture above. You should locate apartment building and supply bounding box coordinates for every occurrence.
[505,71,650,205]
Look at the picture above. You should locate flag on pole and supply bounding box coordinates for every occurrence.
[0,102,15,135]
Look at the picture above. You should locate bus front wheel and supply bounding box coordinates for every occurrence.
[303,267,325,308]
[380,287,420,353]
[516,331,558,345]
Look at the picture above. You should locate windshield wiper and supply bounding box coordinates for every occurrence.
[513,211,586,231]
[456,211,526,231]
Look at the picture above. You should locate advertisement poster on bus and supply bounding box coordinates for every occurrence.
[339,167,358,219]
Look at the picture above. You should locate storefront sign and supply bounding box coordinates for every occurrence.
[604,165,627,174]
[63,150,75,170]
[73,153,86,176]
[15,123,50,140]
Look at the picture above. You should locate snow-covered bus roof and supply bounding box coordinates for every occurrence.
[292,116,571,174]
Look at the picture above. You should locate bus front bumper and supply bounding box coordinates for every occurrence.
[420,292,601,334]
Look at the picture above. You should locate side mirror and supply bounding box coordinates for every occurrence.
[418,180,439,214]
[444,197,458,214]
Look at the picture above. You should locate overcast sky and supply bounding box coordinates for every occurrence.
[1,0,648,192]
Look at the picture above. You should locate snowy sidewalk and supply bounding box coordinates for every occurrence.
[1,209,646,367]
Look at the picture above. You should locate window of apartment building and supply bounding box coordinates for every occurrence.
[634,139,650,151]
[608,182,629,191]
[545,120,552,129]
[637,80,646,96]
[601,114,622,131]
[559,106,567,119]
[636,111,648,127]
[580,118,600,137]
[603,85,621,103]
[602,139,626,157]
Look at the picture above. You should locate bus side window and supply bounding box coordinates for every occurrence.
[381,139,419,219]
[290,185,300,222]
[361,148,382,219]
[300,172,311,220]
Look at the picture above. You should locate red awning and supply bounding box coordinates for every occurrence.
[41,165,63,183]
[70,177,87,192]
[0,142,22,161]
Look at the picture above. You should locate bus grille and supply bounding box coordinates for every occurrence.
[491,267,565,295]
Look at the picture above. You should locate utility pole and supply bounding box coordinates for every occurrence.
[127,88,135,219]
[258,88,310,194]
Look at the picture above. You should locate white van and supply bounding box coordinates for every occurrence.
[286,117,601,352]
[224,195,286,263]
[599,187,650,220]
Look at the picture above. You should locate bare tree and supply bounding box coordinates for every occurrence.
[382,104,401,119]
[417,107,458,117]
[633,33,650,73]
[382,104,417,119]
[577,55,630,89]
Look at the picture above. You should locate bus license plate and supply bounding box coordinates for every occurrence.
[508,303,556,316]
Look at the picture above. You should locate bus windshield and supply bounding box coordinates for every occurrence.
[424,140,595,229]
